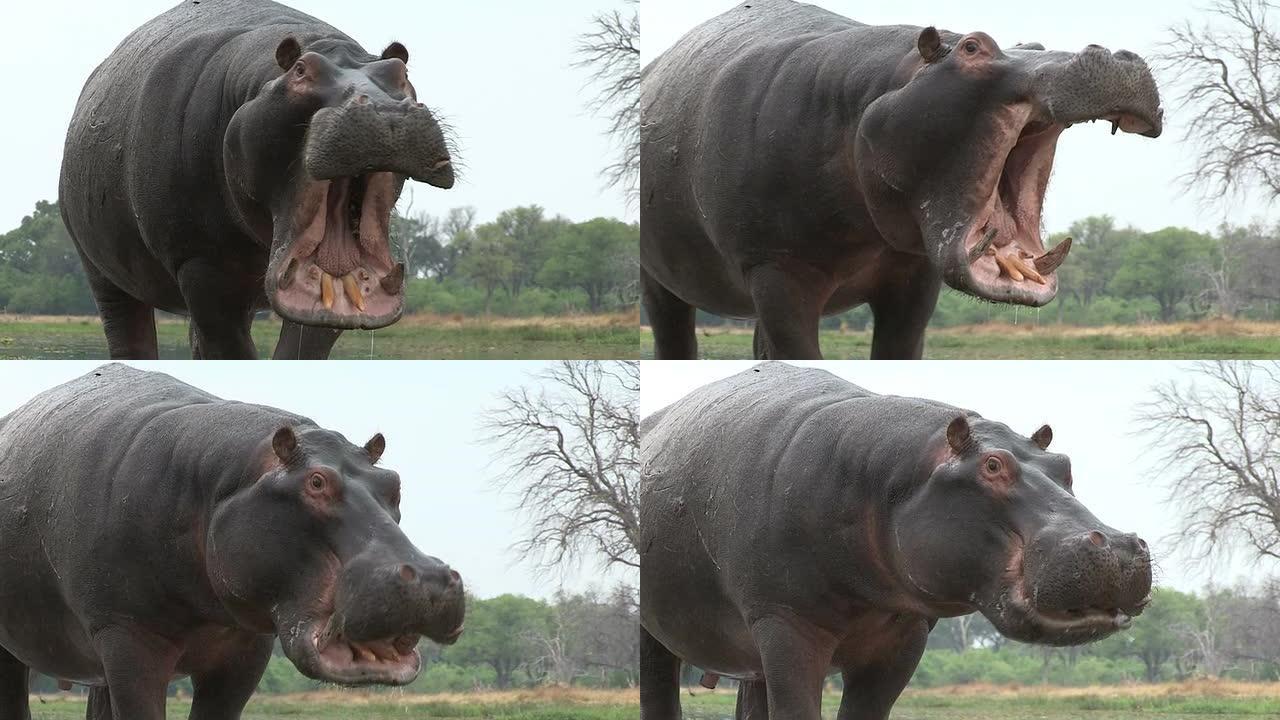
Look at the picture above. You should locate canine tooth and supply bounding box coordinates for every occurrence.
[342,273,365,311]
[968,227,998,264]
[278,258,298,290]
[352,644,376,663]
[1110,120,1119,135]
[1007,254,1046,284]
[321,272,335,309]
[994,253,1023,281]
[315,617,340,653]
[1034,237,1072,275]
[380,263,406,295]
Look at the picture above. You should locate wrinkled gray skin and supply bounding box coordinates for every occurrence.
[0,365,464,720]
[640,363,1153,719]
[640,0,1163,359]
[60,0,454,360]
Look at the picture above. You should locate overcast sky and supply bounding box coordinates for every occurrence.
[642,0,1276,236]
[0,0,632,231]
[641,360,1278,594]
[0,361,634,601]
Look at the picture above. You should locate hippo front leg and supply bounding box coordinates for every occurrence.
[272,321,344,360]
[868,259,941,360]
[835,619,930,720]
[736,679,768,719]
[747,262,832,360]
[91,625,178,720]
[751,615,836,720]
[0,645,31,720]
[639,625,682,720]
[189,634,273,720]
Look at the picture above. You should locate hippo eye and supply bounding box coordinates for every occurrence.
[984,457,1002,473]
[964,40,979,54]
[307,473,325,491]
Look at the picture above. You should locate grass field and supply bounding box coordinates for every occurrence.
[0,314,639,360]
[28,687,638,719]
[27,682,1280,718]
[681,681,1280,719]
[642,321,1280,359]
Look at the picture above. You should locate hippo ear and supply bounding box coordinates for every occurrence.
[1031,424,1053,450]
[946,416,973,454]
[275,36,302,71]
[365,433,386,464]
[917,27,948,64]
[381,42,409,65]
[272,426,298,463]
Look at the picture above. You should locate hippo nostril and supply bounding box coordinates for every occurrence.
[1114,49,1139,62]
[1087,531,1107,548]
[356,94,370,105]
[1086,43,1105,50]
[398,564,416,582]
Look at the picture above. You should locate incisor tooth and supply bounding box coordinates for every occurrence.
[321,272,335,309]
[994,254,1023,282]
[342,274,365,311]
[1007,255,1046,284]
[352,644,375,663]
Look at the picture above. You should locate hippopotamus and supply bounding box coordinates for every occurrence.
[639,363,1152,719]
[640,0,1163,359]
[59,0,455,360]
[0,364,464,720]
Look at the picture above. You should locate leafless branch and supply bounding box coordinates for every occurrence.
[484,361,641,573]
[575,1,640,201]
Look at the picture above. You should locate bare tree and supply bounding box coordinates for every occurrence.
[1159,0,1280,201]
[1138,361,1280,563]
[575,0,640,200]
[485,361,640,571]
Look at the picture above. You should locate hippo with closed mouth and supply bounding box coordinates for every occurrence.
[640,363,1152,719]
[59,0,454,359]
[640,0,1163,359]
[0,364,464,720]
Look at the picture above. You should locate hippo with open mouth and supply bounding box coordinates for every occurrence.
[640,0,1163,359]
[59,0,454,359]
[640,363,1152,719]
[0,365,463,720]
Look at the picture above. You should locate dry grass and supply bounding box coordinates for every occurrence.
[907,679,1280,699]
[679,319,1280,339]
[0,312,639,330]
[268,687,638,705]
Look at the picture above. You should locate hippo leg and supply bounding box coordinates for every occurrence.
[78,255,158,360]
[91,626,178,720]
[747,263,830,360]
[272,321,344,360]
[0,645,31,720]
[835,621,929,720]
[639,625,681,719]
[867,260,941,360]
[752,615,834,720]
[177,262,258,360]
[642,267,697,359]
[189,634,273,720]
[735,679,769,719]
[86,686,112,720]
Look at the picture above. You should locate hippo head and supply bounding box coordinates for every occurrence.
[206,426,464,685]
[855,28,1162,306]
[224,36,454,331]
[889,416,1152,646]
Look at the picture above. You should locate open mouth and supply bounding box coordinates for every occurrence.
[945,103,1155,306]
[296,613,464,686]
[266,171,405,330]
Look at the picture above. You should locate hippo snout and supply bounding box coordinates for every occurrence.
[1024,527,1153,620]
[305,94,454,188]
[1035,44,1164,138]
[330,553,467,647]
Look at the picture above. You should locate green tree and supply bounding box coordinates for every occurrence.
[1096,588,1204,682]
[444,594,551,688]
[1111,228,1215,322]
[538,218,637,312]
[459,224,515,313]
[0,200,96,314]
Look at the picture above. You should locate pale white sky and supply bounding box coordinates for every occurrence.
[0,361,635,600]
[642,0,1277,235]
[641,360,1278,594]
[0,0,634,231]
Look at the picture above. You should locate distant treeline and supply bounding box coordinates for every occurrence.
[32,585,639,695]
[0,201,639,318]
[677,217,1280,328]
